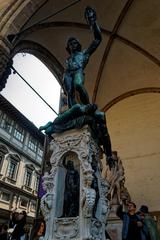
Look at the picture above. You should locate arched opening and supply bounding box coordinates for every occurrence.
[56,152,80,218]
[1,52,61,127]
[107,93,160,211]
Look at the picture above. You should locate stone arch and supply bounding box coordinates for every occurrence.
[11,40,64,85]
[56,151,80,218]
[0,0,47,38]
[62,151,79,171]
[103,87,160,112]
[0,0,49,91]
[106,92,160,211]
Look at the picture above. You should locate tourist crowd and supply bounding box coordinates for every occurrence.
[0,203,159,240]
[117,201,160,240]
[0,210,45,240]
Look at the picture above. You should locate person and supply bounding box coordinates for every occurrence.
[30,219,46,240]
[0,224,8,240]
[116,201,143,240]
[139,205,160,240]
[10,210,27,240]
[9,210,19,228]
[63,6,102,108]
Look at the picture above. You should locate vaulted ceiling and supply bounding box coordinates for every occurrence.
[2,0,160,110]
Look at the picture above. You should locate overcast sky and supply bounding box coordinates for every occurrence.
[1,53,60,128]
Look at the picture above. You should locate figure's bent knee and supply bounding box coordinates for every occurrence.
[94,110,106,124]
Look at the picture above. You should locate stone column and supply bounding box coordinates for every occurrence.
[0,43,12,91]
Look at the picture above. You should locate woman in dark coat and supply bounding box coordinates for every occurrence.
[11,211,27,240]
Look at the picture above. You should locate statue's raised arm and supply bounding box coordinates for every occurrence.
[63,6,102,108]
[84,6,102,56]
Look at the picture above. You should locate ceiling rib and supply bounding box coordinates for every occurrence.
[92,0,134,103]
[16,21,111,40]
[102,87,160,112]
[17,21,160,71]
[21,0,49,31]
[116,35,160,67]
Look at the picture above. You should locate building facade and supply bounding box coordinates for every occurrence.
[0,94,44,224]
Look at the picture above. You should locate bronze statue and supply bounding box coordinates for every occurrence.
[62,160,79,217]
[39,103,115,169]
[63,6,102,108]
[39,7,115,169]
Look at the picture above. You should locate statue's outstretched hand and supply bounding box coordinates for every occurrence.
[85,6,96,26]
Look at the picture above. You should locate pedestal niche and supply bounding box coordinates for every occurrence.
[41,125,110,240]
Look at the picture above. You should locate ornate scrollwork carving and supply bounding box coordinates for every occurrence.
[81,173,96,218]
[54,217,79,239]
[49,127,96,174]
[91,220,103,240]
[41,192,54,220]
[95,176,110,224]
[41,126,110,239]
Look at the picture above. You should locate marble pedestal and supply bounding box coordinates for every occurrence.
[41,125,110,240]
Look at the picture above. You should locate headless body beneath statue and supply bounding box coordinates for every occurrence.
[39,104,114,169]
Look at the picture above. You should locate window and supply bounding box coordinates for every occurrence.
[7,155,19,180]
[24,169,32,187]
[1,192,10,202]
[1,114,12,133]
[37,148,43,158]
[20,198,28,208]
[28,137,37,152]
[13,126,24,142]
[8,161,17,179]
[35,175,40,191]
[30,201,36,211]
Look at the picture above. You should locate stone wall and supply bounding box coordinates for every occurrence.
[107,93,160,212]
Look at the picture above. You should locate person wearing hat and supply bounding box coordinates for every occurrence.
[139,205,160,240]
